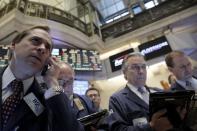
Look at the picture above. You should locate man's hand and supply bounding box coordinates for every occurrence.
[43,57,61,89]
[176,106,187,120]
[150,109,173,131]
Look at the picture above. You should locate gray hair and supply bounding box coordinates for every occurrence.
[122,52,145,73]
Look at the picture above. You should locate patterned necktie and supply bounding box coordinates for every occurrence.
[138,87,149,104]
[186,81,193,90]
[1,80,24,127]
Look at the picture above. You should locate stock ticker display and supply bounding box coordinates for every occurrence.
[0,46,102,71]
[52,48,102,71]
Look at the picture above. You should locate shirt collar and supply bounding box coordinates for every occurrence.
[127,83,143,98]
[2,66,34,94]
[176,78,192,88]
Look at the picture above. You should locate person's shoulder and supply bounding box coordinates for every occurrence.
[170,82,184,91]
[110,87,129,101]
[146,85,163,92]
[74,94,94,107]
[150,87,163,92]
[75,94,90,102]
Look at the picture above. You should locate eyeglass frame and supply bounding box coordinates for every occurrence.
[126,64,147,71]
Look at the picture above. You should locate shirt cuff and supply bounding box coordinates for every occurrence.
[44,86,63,99]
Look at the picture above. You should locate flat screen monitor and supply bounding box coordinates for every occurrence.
[73,80,89,95]
[132,5,142,15]
[109,48,134,72]
[149,90,195,128]
[51,48,60,56]
[78,109,108,127]
[138,36,172,61]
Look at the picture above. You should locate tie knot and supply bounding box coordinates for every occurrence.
[10,79,23,93]
[138,87,145,94]
[186,80,192,87]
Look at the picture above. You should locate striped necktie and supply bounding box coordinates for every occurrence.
[138,87,149,104]
[1,79,23,127]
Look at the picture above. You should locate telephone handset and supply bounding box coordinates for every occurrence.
[41,57,51,76]
[41,64,49,76]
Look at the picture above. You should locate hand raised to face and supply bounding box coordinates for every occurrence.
[42,57,62,88]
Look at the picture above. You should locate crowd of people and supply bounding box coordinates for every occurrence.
[0,25,197,131]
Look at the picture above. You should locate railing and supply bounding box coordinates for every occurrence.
[1,0,196,41]
[0,0,98,36]
[0,1,17,18]
[101,0,197,40]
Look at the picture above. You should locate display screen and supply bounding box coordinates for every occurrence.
[132,5,142,15]
[73,80,89,95]
[138,36,172,61]
[51,48,60,56]
[109,48,134,72]
[52,48,102,71]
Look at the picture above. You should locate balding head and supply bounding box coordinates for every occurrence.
[58,62,75,98]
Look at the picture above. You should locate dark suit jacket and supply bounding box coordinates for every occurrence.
[72,93,97,119]
[108,85,159,131]
[0,67,84,131]
[171,81,186,91]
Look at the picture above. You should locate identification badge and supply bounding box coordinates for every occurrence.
[133,117,148,126]
[74,98,84,111]
[23,93,45,116]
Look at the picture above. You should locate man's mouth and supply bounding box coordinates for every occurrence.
[31,55,41,62]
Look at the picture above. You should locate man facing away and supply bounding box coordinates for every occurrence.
[0,25,83,131]
[108,52,173,131]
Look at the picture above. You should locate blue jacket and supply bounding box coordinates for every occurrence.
[108,85,160,131]
[72,94,97,118]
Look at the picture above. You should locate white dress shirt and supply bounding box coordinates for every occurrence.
[2,66,34,103]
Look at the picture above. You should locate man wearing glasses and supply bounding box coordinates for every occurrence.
[108,52,173,131]
[58,62,97,118]
[85,87,101,111]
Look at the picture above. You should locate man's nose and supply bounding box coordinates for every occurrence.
[37,44,46,54]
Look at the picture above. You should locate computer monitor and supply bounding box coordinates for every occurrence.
[138,36,172,61]
[78,109,108,127]
[149,90,195,128]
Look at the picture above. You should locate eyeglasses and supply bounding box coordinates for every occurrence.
[177,63,191,70]
[88,94,99,98]
[30,36,52,50]
[127,64,147,71]
[58,79,73,87]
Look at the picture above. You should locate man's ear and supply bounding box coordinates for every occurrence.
[8,43,15,60]
[168,66,173,72]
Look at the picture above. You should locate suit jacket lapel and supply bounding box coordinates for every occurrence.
[171,82,185,90]
[4,79,45,131]
[123,86,149,111]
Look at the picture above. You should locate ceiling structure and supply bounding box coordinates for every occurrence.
[0,0,159,22]
[0,0,196,53]
[90,0,127,20]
